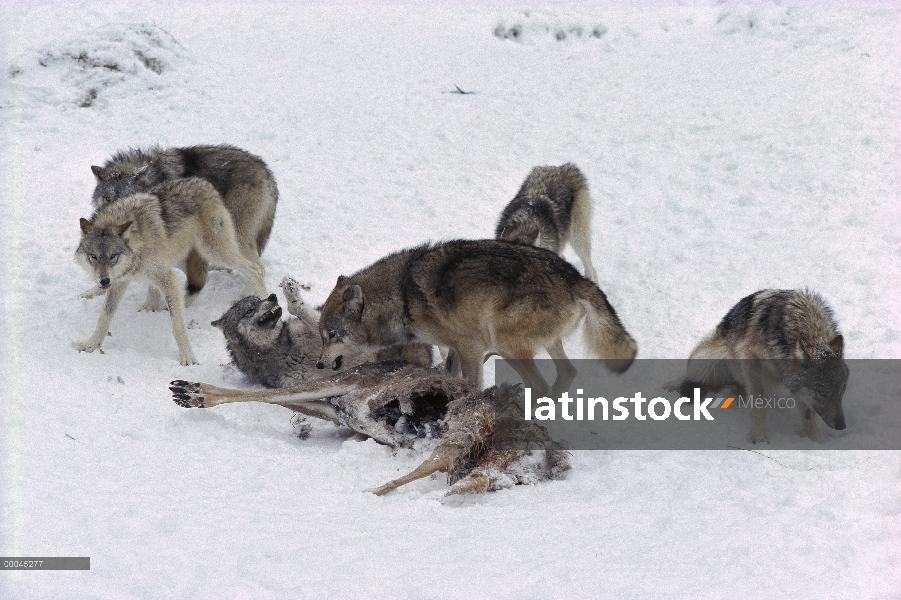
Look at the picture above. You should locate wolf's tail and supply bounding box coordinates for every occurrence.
[575,279,637,373]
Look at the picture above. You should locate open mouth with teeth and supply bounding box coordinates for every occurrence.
[257,304,282,327]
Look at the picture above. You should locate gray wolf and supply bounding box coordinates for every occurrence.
[211,277,431,388]
[665,289,848,443]
[75,177,267,365]
[495,163,597,282]
[170,367,569,496]
[315,239,637,397]
[88,144,277,309]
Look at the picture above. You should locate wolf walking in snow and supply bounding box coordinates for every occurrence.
[75,178,267,365]
[665,289,848,443]
[495,163,598,282]
[315,239,637,397]
[211,277,431,388]
[87,144,278,309]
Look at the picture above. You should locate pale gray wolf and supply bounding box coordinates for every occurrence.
[665,289,848,443]
[495,163,597,282]
[315,239,637,397]
[170,366,569,496]
[75,178,267,365]
[88,144,277,310]
[211,277,431,388]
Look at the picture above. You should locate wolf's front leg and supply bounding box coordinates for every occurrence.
[795,390,822,442]
[74,281,128,353]
[280,276,319,326]
[157,270,198,366]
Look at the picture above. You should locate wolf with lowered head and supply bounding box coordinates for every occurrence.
[666,289,848,443]
[495,163,597,282]
[315,239,637,397]
[75,177,267,365]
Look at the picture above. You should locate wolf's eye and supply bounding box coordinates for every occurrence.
[89,254,97,261]
[245,308,255,317]
[109,253,119,264]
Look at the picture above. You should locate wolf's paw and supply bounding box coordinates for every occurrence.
[139,299,167,312]
[139,288,167,312]
[80,286,105,299]
[802,419,822,443]
[747,430,770,444]
[280,276,304,304]
[662,378,684,393]
[73,340,100,353]
[178,349,198,366]
[169,380,204,408]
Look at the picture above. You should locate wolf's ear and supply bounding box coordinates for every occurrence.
[132,165,149,180]
[210,317,223,329]
[797,339,817,360]
[344,284,364,319]
[79,217,93,233]
[337,275,349,287]
[91,165,106,181]
[521,226,540,245]
[115,221,133,236]
[829,334,844,356]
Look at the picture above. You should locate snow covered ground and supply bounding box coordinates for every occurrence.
[1,1,899,597]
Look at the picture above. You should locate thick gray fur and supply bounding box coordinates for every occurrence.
[89,144,278,308]
[495,163,597,282]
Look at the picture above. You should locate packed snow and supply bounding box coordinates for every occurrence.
[1,1,899,598]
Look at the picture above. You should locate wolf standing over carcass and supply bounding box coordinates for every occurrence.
[88,144,278,309]
[315,239,637,397]
[495,163,598,283]
[665,289,848,443]
[75,178,267,365]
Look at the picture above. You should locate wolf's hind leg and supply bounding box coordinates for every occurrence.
[139,285,167,312]
[546,338,577,396]
[156,269,197,366]
[198,210,266,300]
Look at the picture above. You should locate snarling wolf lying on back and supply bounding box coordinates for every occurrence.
[87,144,278,310]
[316,239,637,397]
[665,289,848,443]
[495,163,597,282]
[169,364,570,496]
[211,277,431,388]
[75,178,267,365]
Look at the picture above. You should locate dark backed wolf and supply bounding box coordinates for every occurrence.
[315,239,637,397]
[665,289,848,443]
[495,163,597,282]
[89,144,278,308]
[212,277,431,388]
